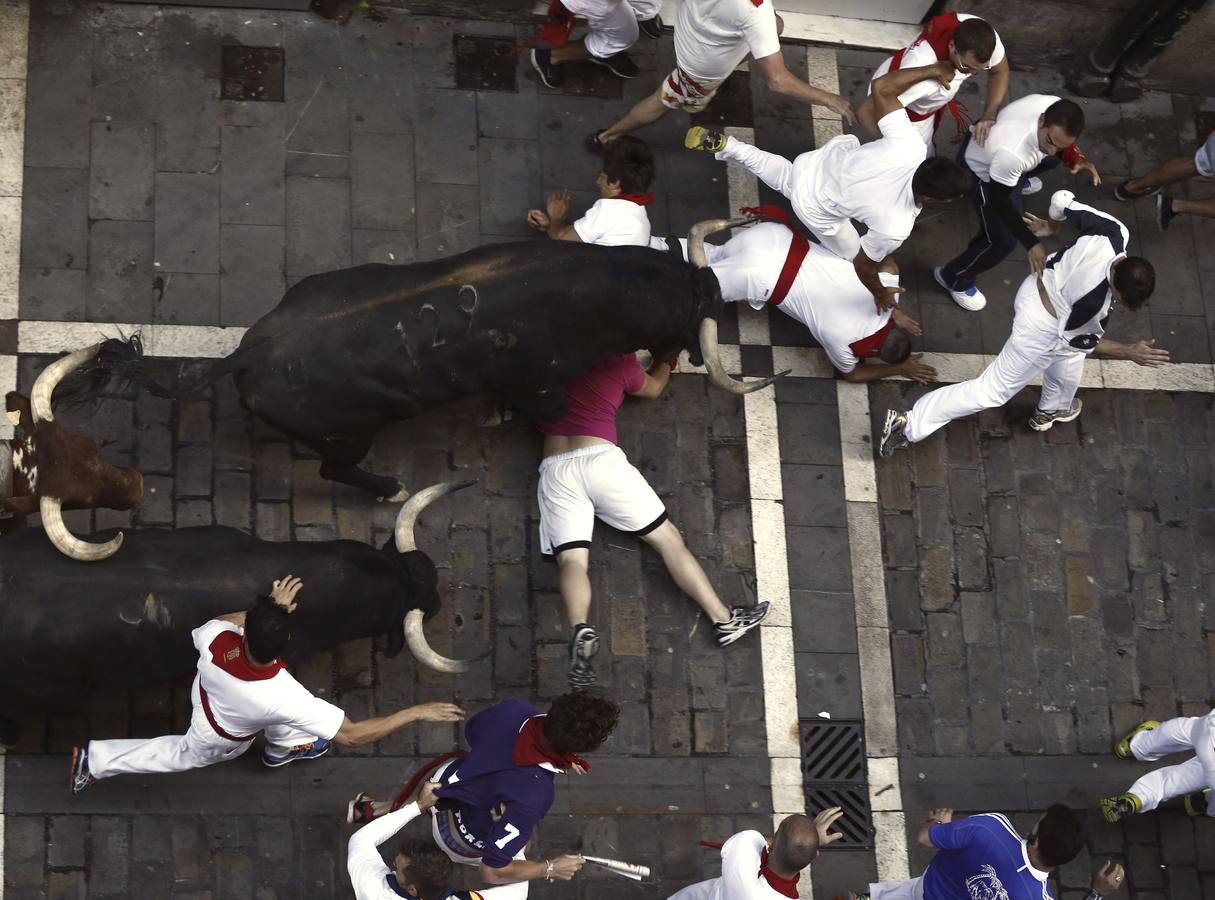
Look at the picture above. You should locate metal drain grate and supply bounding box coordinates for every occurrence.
[800,719,873,849]
[454,35,518,93]
[221,46,284,103]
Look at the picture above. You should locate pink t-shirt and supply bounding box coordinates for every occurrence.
[538,353,646,444]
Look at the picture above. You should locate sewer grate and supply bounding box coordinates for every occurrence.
[800,719,873,849]
[221,46,285,102]
[454,35,518,93]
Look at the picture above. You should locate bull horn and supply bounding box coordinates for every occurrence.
[686,217,758,268]
[698,317,788,395]
[404,609,470,674]
[40,496,123,561]
[31,344,101,424]
[394,480,476,553]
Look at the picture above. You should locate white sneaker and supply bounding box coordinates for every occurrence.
[1021,177,1043,195]
[933,266,986,311]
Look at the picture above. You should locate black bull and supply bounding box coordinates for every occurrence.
[82,222,778,499]
[0,485,471,737]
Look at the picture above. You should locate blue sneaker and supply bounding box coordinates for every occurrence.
[934,266,986,311]
[262,737,331,768]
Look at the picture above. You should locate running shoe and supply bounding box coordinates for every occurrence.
[1114,720,1160,759]
[1113,180,1160,201]
[639,15,663,39]
[1100,792,1142,823]
[933,266,986,311]
[585,129,607,155]
[568,624,599,689]
[530,48,563,89]
[1028,399,1083,432]
[1021,176,1043,195]
[589,51,640,79]
[714,602,771,646]
[1157,194,1177,231]
[879,409,910,458]
[262,737,332,768]
[70,745,96,795]
[348,791,378,824]
[1183,788,1210,817]
[684,126,727,153]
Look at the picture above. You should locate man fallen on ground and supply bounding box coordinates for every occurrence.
[847,805,1126,900]
[347,693,616,896]
[668,808,844,900]
[933,94,1101,311]
[1114,127,1215,231]
[652,219,936,383]
[857,13,1008,149]
[527,135,656,247]
[879,191,1166,457]
[588,0,853,149]
[530,0,663,87]
[1101,712,1215,822]
[685,61,970,310]
[70,575,464,792]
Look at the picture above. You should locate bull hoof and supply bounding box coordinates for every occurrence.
[380,484,410,503]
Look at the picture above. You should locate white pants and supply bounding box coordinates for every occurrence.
[868,876,926,900]
[905,274,1086,442]
[1127,713,1215,815]
[563,0,661,58]
[88,680,320,779]
[715,135,861,260]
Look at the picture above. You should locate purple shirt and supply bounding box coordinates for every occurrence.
[538,353,646,445]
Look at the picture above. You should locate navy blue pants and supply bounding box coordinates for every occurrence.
[940,137,1060,291]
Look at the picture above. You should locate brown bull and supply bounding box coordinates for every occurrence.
[3,345,143,560]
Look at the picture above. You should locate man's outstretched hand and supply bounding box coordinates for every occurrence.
[409,702,466,723]
[270,575,303,613]
[1127,339,1170,367]
[814,806,846,846]
[900,354,937,384]
[1092,860,1125,896]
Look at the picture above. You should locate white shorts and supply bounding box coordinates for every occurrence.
[1196,130,1215,178]
[537,444,667,556]
[659,67,723,112]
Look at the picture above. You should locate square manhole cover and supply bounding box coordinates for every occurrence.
[800,719,874,849]
[454,35,518,93]
[221,46,285,102]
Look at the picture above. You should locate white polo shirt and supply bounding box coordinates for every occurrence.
[794,109,925,262]
[667,223,896,374]
[191,620,346,741]
[673,0,782,86]
[869,15,1005,120]
[573,197,651,246]
[964,93,1057,187]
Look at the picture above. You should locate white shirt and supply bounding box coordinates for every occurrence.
[869,14,1005,118]
[669,223,896,374]
[794,109,925,261]
[964,93,1057,186]
[673,0,782,85]
[675,830,794,900]
[191,620,345,741]
[573,198,652,246]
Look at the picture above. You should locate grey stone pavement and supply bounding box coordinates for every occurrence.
[6,2,1215,899]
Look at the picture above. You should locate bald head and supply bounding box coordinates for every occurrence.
[769,814,821,875]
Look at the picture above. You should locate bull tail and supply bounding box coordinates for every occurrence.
[55,336,246,405]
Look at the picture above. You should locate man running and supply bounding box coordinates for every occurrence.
[1101,713,1215,822]
[530,0,663,87]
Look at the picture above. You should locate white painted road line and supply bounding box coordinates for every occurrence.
[18,321,246,358]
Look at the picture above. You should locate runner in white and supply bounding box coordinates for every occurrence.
[69,576,464,792]
[857,13,1008,148]
[652,222,936,383]
[667,809,843,900]
[879,192,1166,457]
[529,0,663,87]
[347,783,525,900]
[1101,714,1215,822]
[686,60,969,310]
[589,0,853,148]
[527,135,655,247]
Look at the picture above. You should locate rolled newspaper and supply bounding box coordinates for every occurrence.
[582,855,650,881]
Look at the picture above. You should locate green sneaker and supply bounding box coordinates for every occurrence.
[684,126,726,153]
[1114,720,1160,759]
[1183,788,1211,817]
[1100,792,1142,823]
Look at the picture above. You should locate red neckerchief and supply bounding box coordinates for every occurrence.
[617,192,654,206]
[850,318,896,359]
[741,204,795,229]
[889,13,969,140]
[512,716,591,772]
[209,629,285,681]
[698,841,800,898]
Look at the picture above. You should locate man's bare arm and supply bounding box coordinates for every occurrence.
[628,363,671,400]
[754,52,855,124]
[871,60,954,121]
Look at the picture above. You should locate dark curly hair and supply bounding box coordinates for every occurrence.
[397,838,452,900]
[244,594,290,663]
[1032,804,1086,868]
[601,135,656,194]
[542,691,620,755]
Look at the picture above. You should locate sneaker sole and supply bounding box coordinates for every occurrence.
[1157,197,1173,231]
[1115,720,1160,759]
[933,266,985,311]
[1029,401,1083,432]
[683,128,724,153]
[879,408,905,458]
[529,51,560,90]
[588,58,639,79]
[1114,184,1160,202]
[263,744,331,768]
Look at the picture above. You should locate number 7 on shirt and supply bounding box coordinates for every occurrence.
[494,823,521,850]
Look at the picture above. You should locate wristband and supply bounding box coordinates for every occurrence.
[1083,891,1100,900]
[546,859,554,882]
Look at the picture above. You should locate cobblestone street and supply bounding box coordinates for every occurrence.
[2,1,1214,899]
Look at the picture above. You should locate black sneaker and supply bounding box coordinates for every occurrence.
[590,51,640,79]
[70,745,95,795]
[638,15,663,39]
[585,129,607,155]
[714,602,770,646]
[879,409,909,458]
[1157,194,1177,231]
[1113,179,1160,202]
[568,624,599,688]
[1183,787,1211,817]
[530,47,563,89]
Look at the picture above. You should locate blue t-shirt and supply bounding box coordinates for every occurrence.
[923,814,1054,900]
[434,699,557,868]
